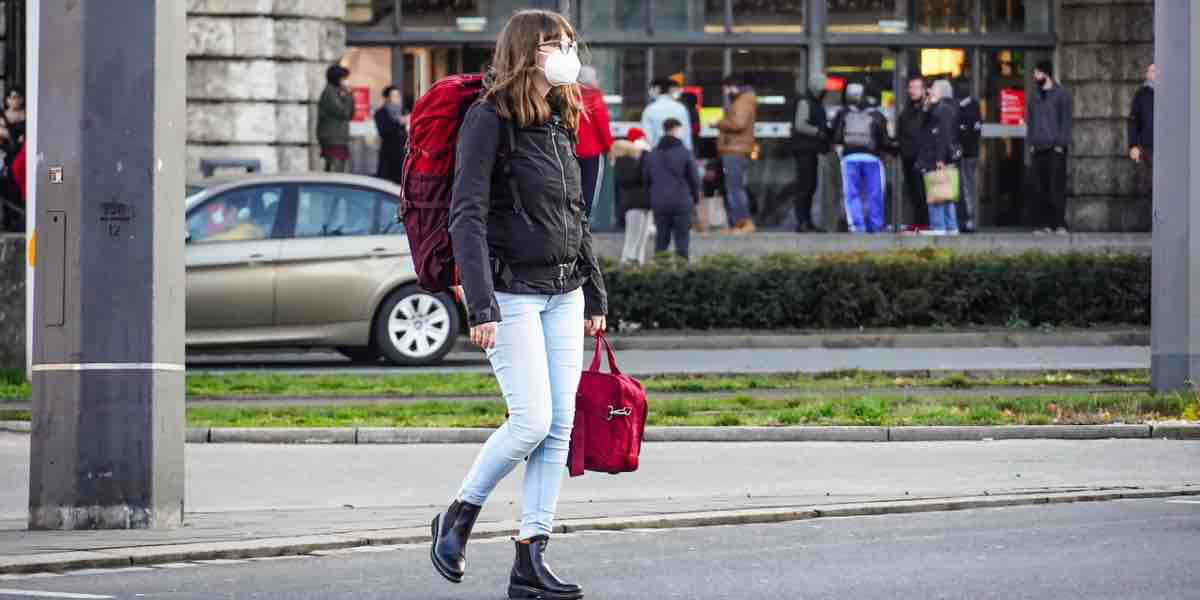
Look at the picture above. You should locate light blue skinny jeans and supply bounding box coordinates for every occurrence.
[457,288,585,539]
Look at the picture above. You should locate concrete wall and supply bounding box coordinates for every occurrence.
[1061,0,1154,232]
[186,0,347,176]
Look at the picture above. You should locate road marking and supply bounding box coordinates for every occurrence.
[0,590,114,599]
[1166,500,1200,505]
[32,363,185,373]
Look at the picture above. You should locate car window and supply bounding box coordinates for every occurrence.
[295,185,378,238]
[377,193,405,235]
[187,185,282,244]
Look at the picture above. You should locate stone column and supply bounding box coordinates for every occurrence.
[1151,1,1200,393]
[1059,0,1154,232]
[29,0,186,530]
[186,0,347,176]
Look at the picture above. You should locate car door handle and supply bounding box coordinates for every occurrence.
[246,253,266,264]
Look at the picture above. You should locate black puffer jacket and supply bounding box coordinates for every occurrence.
[449,100,607,327]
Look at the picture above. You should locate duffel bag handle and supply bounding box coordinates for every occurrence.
[587,331,621,375]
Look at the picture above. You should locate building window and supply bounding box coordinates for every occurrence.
[981,0,1051,33]
[654,0,725,34]
[827,0,907,34]
[400,0,558,32]
[914,0,974,33]
[587,48,649,122]
[580,0,644,33]
[732,0,805,34]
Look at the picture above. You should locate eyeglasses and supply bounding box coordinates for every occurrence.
[538,38,577,55]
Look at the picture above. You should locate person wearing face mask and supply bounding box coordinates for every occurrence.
[436,10,606,600]
[713,75,758,234]
[790,72,831,233]
[640,77,693,152]
[1027,60,1074,235]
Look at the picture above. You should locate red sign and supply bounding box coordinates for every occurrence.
[352,87,371,122]
[1000,88,1026,126]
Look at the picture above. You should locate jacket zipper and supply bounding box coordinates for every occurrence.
[550,124,570,292]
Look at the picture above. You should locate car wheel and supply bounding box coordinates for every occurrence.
[336,346,381,364]
[374,286,461,366]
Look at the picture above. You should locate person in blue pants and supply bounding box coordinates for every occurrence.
[830,83,894,233]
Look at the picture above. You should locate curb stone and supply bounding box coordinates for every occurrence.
[2,486,1196,575]
[453,329,1150,353]
[0,421,29,433]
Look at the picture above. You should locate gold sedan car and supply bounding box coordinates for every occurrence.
[185,174,461,365]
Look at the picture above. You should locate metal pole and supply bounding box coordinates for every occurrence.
[24,0,37,381]
[1151,0,1200,392]
[29,0,186,530]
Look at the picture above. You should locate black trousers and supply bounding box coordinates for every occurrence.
[578,155,603,219]
[793,152,819,229]
[1033,149,1068,229]
[902,157,928,227]
[654,211,692,260]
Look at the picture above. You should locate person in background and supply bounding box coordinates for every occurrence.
[898,75,929,228]
[612,127,652,265]
[641,77,692,152]
[5,87,25,131]
[576,66,614,218]
[791,72,831,233]
[955,82,983,233]
[917,79,962,235]
[831,83,893,234]
[1128,62,1155,212]
[714,74,758,234]
[0,115,21,232]
[373,85,408,184]
[317,64,355,173]
[643,118,700,260]
[1027,60,1073,235]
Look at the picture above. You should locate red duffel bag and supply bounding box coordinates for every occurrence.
[567,332,647,477]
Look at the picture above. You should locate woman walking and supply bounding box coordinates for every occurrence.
[434,10,607,600]
[317,64,354,173]
[612,127,652,265]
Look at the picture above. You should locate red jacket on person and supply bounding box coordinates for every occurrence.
[576,85,614,159]
[12,143,25,201]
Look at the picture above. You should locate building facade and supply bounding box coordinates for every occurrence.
[343,0,1154,232]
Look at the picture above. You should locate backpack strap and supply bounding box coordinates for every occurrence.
[500,119,533,226]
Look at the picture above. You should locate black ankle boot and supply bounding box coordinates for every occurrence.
[508,535,583,600]
[430,499,481,583]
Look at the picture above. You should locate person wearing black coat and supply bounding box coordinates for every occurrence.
[791,73,831,233]
[955,85,983,233]
[917,80,962,234]
[1128,63,1155,208]
[373,85,408,184]
[1027,60,1074,233]
[898,75,930,227]
[643,119,701,260]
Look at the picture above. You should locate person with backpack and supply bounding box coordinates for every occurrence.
[643,118,701,260]
[830,83,893,233]
[613,127,653,265]
[917,79,962,235]
[791,72,831,233]
[429,10,606,600]
[955,83,983,233]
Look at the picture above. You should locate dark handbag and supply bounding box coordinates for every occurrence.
[567,332,647,477]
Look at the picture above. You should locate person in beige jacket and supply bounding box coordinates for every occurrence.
[714,75,758,233]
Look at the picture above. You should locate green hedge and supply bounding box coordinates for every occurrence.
[601,249,1150,331]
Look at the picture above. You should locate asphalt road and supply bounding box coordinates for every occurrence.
[186,346,1150,376]
[0,498,1195,599]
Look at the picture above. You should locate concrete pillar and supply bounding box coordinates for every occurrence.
[1151,1,1200,393]
[29,1,186,529]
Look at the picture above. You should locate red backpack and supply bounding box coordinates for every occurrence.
[398,74,524,294]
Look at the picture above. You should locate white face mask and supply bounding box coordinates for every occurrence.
[540,47,581,87]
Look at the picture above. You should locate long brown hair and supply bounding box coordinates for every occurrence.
[484,10,583,131]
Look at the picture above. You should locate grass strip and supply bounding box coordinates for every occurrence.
[157,391,1200,428]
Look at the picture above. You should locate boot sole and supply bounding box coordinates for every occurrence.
[508,584,584,600]
[430,514,463,584]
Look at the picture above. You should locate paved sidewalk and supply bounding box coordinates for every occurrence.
[1,433,1197,570]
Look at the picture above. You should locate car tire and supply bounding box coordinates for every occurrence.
[374,285,461,366]
[336,346,381,364]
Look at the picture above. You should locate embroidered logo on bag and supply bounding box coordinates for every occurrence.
[607,405,632,421]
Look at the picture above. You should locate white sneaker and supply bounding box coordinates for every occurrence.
[1055,227,1069,236]
[948,229,961,236]
[919,230,946,236]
